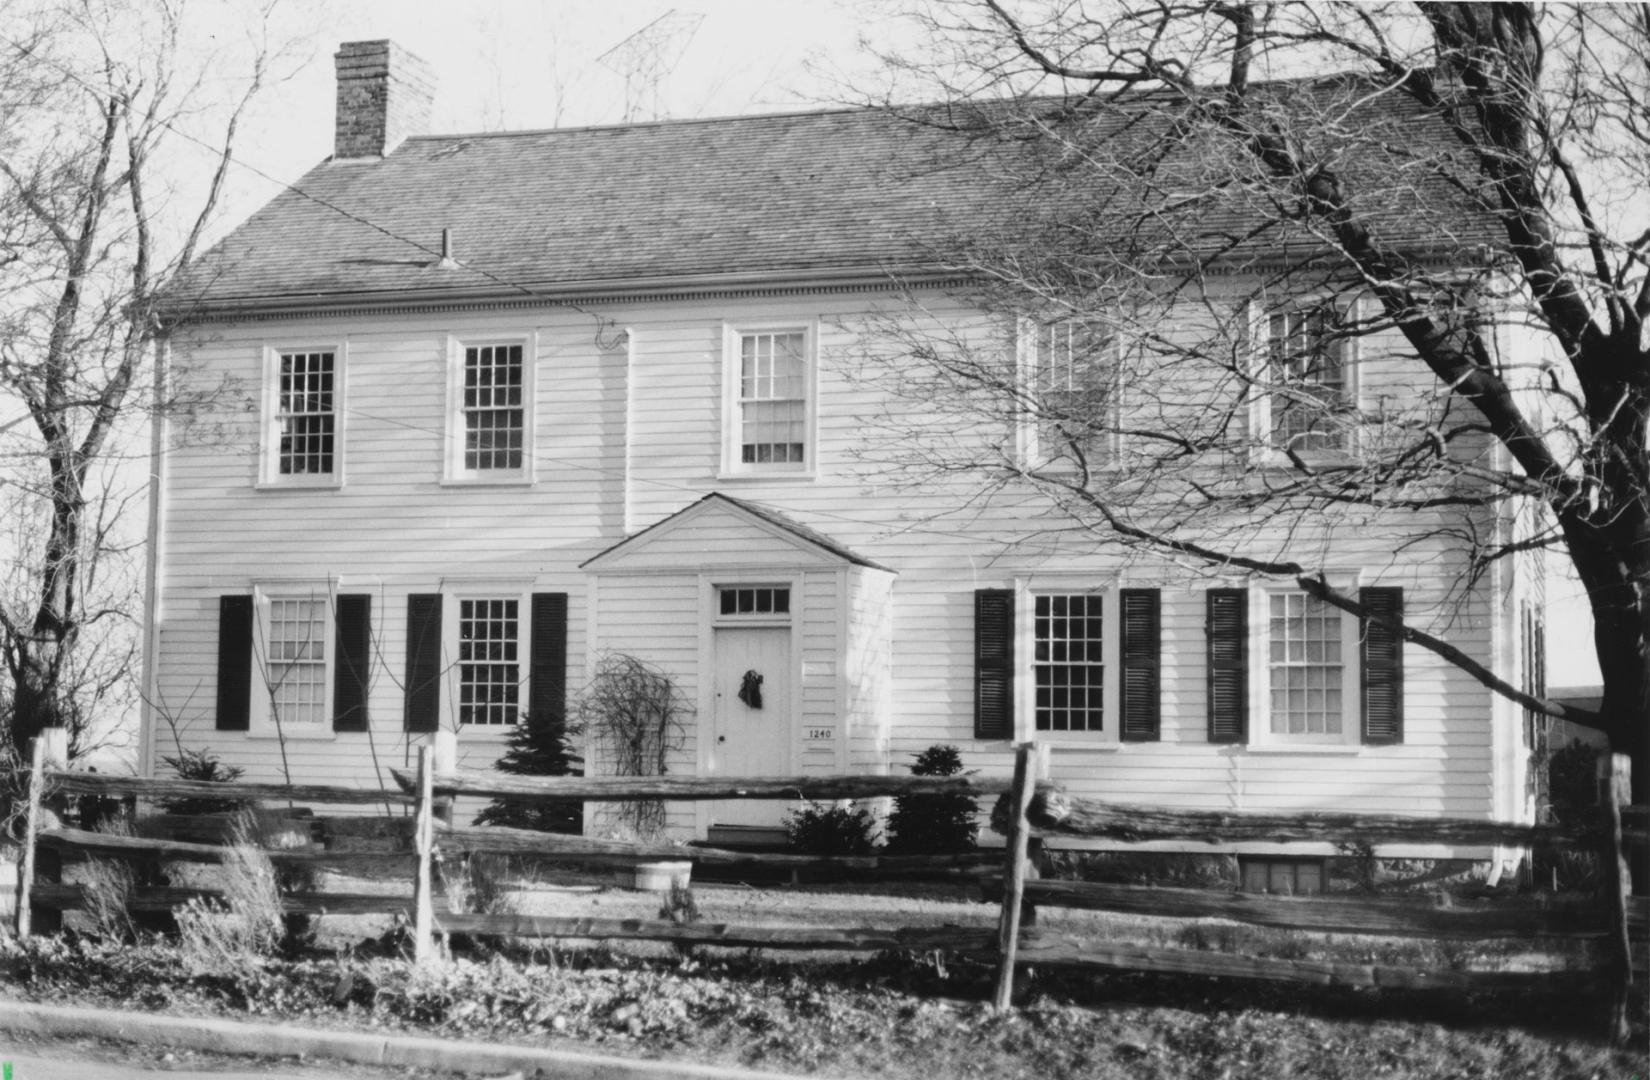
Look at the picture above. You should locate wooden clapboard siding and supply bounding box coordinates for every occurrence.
[153,282,1527,838]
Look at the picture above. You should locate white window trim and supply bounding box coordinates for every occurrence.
[1249,298,1362,465]
[444,332,537,485]
[258,343,345,489]
[712,582,796,627]
[1017,317,1125,471]
[1014,576,1123,747]
[248,581,338,740]
[1248,578,1362,749]
[720,320,818,479]
[438,579,533,731]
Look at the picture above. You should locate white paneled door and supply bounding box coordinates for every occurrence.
[708,626,791,827]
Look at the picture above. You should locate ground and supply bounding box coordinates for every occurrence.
[1,872,1643,1079]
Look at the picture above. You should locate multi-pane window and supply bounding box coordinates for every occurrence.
[276,351,335,475]
[1033,321,1118,461]
[459,598,519,725]
[1034,594,1105,732]
[1268,591,1344,735]
[1267,309,1349,452]
[267,598,327,725]
[463,344,525,472]
[738,330,807,466]
[718,586,791,617]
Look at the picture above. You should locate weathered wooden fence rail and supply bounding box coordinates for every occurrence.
[9,740,1643,1041]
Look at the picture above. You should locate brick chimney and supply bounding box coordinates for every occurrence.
[333,40,435,159]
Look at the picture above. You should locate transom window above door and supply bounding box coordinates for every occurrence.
[718,586,791,618]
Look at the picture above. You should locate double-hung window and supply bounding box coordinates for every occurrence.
[402,589,570,734]
[265,596,330,727]
[457,597,520,726]
[1204,583,1405,746]
[1266,591,1347,737]
[1034,593,1105,733]
[725,324,814,474]
[447,336,533,482]
[1263,306,1354,455]
[214,588,373,736]
[973,585,1160,743]
[262,346,341,485]
[1028,319,1121,467]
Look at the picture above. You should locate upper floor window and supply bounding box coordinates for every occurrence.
[719,586,791,618]
[447,336,533,482]
[725,325,813,474]
[1025,319,1121,467]
[1263,307,1353,454]
[262,347,341,485]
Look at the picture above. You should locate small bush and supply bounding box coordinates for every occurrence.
[159,748,245,815]
[884,745,978,854]
[785,801,878,855]
[475,710,584,835]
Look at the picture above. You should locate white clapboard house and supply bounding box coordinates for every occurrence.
[142,40,1546,860]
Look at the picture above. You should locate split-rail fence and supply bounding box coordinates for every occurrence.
[10,740,1645,1041]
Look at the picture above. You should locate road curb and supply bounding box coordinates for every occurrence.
[0,1000,824,1079]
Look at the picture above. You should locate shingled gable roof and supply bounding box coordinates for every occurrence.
[170,76,1502,317]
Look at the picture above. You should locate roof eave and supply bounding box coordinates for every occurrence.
[159,263,962,324]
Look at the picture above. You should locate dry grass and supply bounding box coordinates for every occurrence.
[174,813,284,972]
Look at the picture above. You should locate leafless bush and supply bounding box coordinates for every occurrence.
[174,813,283,972]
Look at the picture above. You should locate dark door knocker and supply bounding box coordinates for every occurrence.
[737,669,764,709]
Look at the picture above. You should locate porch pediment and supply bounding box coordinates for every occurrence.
[581,493,891,574]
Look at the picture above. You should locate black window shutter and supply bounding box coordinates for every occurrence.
[1206,589,1248,743]
[332,594,372,732]
[403,594,443,733]
[529,593,568,729]
[974,588,1015,740]
[1118,588,1161,742]
[215,595,253,731]
[1360,586,1404,745]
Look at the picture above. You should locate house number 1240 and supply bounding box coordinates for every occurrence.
[805,728,832,740]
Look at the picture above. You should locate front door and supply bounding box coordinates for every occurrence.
[708,626,791,827]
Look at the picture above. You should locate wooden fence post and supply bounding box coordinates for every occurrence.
[14,738,45,938]
[1600,752,1632,1044]
[412,745,436,964]
[994,742,1037,1011]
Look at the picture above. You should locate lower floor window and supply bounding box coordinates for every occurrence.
[267,597,327,724]
[459,598,519,725]
[1268,591,1344,735]
[1034,593,1104,732]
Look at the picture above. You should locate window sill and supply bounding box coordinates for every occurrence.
[439,476,536,488]
[246,729,337,742]
[1042,739,1123,753]
[716,469,818,483]
[255,478,343,492]
[1243,743,1363,755]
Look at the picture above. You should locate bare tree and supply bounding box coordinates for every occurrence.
[856,2,1650,802]
[0,0,288,761]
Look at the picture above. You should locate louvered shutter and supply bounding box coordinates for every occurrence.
[332,594,372,732]
[1118,588,1161,742]
[1206,588,1248,743]
[974,589,1015,740]
[1360,586,1404,744]
[215,595,253,731]
[403,594,442,733]
[529,593,568,729]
